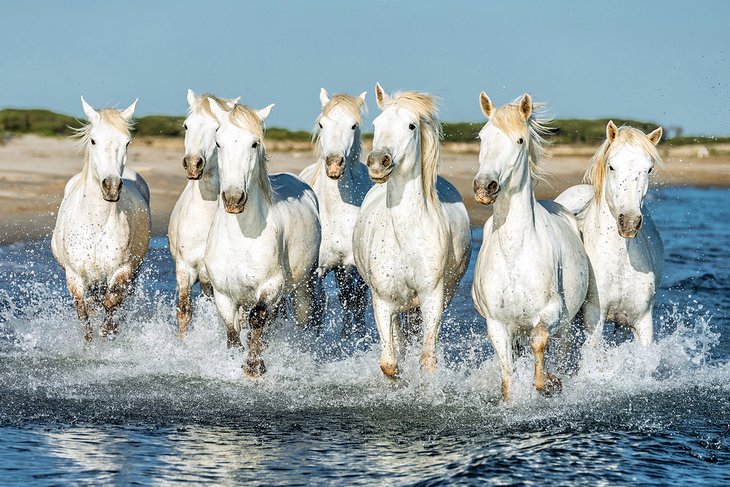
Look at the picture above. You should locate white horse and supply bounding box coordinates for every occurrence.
[353,83,471,378]
[555,122,664,348]
[471,93,589,401]
[299,88,372,338]
[52,97,151,342]
[204,101,324,377]
[168,90,239,338]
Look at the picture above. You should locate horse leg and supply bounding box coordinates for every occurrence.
[488,320,514,401]
[419,288,445,374]
[214,291,241,349]
[243,301,271,378]
[175,264,195,339]
[583,300,606,350]
[351,269,368,338]
[633,307,654,347]
[372,296,400,379]
[334,266,355,338]
[67,273,92,343]
[101,269,133,339]
[530,322,562,396]
[292,271,324,332]
[200,280,214,298]
[403,308,422,343]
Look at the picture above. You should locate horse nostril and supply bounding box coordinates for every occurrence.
[618,214,625,226]
[487,181,499,194]
[182,157,188,169]
[382,154,392,167]
[636,215,643,229]
[196,158,205,171]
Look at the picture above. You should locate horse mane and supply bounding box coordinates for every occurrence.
[490,98,551,182]
[228,104,272,203]
[189,94,236,118]
[382,91,442,205]
[584,126,662,199]
[72,108,134,162]
[309,93,367,184]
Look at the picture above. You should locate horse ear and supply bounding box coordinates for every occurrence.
[375,82,389,109]
[606,120,619,143]
[208,97,229,122]
[358,91,367,101]
[120,98,138,121]
[226,97,241,109]
[519,94,532,120]
[187,89,197,108]
[647,126,663,146]
[319,88,330,107]
[479,92,493,118]
[256,104,275,122]
[81,96,101,125]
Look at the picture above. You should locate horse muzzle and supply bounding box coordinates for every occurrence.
[101,176,123,202]
[183,155,206,180]
[473,178,500,205]
[617,213,642,238]
[222,188,247,214]
[325,154,345,180]
[366,150,393,184]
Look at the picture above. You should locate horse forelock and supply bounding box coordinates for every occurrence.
[490,99,551,183]
[382,91,442,205]
[584,126,662,199]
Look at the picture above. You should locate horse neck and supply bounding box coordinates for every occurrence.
[229,163,272,233]
[491,151,537,235]
[80,152,112,203]
[191,149,220,200]
[385,145,433,222]
[315,137,361,200]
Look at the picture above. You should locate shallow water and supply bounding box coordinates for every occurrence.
[0,186,728,484]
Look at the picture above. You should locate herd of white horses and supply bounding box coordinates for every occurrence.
[50,83,664,400]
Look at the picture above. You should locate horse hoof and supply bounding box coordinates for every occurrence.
[536,374,563,397]
[380,362,399,379]
[243,359,266,378]
[419,355,437,375]
[100,324,118,340]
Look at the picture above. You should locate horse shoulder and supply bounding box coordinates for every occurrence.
[554,184,594,222]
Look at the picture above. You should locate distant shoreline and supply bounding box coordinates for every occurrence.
[1,135,728,245]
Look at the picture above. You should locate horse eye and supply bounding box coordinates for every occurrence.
[126,141,130,148]
[351,124,357,130]
[648,167,653,174]
[91,139,96,145]
[252,141,259,149]
[215,141,220,148]
[608,165,615,171]
[517,138,524,145]
[318,122,323,129]
[408,123,416,130]
[183,124,188,130]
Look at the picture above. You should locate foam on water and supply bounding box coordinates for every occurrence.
[1,267,727,429]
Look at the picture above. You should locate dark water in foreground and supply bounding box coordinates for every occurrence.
[0,186,729,484]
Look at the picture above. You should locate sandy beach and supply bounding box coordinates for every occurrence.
[0,134,728,243]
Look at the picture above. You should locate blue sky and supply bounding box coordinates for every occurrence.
[1,0,728,135]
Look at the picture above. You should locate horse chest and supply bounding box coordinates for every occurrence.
[62,209,131,279]
[170,189,217,264]
[319,202,359,268]
[476,237,555,323]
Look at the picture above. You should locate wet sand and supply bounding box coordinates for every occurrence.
[1,134,728,243]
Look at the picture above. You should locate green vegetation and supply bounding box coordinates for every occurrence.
[0,108,721,146]
[0,108,79,136]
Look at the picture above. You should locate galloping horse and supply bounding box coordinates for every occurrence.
[556,122,664,347]
[204,101,324,377]
[52,97,151,342]
[299,88,371,338]
[353,83,471,378]
[168,90,238,338]
[471,93,589,400]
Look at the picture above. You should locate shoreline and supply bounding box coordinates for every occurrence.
[1,135,728,244]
